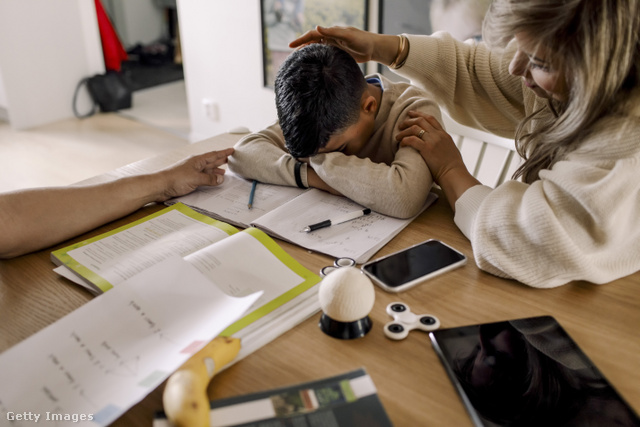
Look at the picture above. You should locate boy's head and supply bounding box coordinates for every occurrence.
[275,44,372,158]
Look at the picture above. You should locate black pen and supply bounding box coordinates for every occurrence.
[304,208,372,232]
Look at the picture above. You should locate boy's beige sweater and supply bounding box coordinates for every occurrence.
[228,74,441,219]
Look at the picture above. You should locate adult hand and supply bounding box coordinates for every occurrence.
[157,148,234,201]
[290,26,399,65]
[397,111,480,209]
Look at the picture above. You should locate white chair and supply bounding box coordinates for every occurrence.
[442,114,521,188]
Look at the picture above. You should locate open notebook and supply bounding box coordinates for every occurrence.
[167,172,437,264]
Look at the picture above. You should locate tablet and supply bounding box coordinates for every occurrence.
[429,316,640,426]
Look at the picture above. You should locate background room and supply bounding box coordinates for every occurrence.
[0,0,490,193]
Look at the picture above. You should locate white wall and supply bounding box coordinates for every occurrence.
[0,0,104,130]
[177,1,277,142]
[0,65,8,121]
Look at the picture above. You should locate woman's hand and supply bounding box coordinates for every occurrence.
[397,112,463,183]
[289,25,400,66]
[397,111,480,209]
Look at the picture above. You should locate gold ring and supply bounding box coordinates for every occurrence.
[417,129,425,139]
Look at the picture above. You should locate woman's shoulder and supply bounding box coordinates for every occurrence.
[572,113,640,161]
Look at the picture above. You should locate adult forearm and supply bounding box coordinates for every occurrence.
[437,167,482,211]
[0,174,163,258]
[373,33,408,67]
[0,148,232,259]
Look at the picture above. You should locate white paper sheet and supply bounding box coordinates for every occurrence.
[0,256,261,426]
[185,231,304,311]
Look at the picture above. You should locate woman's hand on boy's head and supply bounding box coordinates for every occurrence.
[289,26,376,64]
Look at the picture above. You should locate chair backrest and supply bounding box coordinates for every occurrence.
[441,114,521,188]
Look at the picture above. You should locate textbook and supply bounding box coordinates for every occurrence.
[153,368,393,427]
[51,203,323,360]
[168,172,438,264]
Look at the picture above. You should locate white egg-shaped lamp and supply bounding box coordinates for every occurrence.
[318,266,375,339]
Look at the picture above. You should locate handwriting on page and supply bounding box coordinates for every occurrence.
[254,190,409,261]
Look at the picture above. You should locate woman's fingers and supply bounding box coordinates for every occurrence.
[396,112,467,183]
[396,123,428,144]
[289,28,324,48]
[290,26,374,63]
[408,111,444,130]
[396,112,441,142]
[289,26,347,47]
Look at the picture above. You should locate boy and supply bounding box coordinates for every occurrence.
[228,44,441,218]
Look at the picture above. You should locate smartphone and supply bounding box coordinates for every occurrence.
[361,239,467,292]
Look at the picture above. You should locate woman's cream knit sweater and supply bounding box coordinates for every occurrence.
[399,33,640,287]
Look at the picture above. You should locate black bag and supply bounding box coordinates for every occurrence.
[73,71,132,118]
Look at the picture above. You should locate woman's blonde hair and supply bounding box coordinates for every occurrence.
[483,0,640,183]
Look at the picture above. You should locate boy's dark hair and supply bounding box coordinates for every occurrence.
[275,44,367,158]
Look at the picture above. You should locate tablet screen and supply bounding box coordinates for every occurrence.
[429,316,640,426]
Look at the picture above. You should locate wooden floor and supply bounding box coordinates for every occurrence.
[0,109,188,193]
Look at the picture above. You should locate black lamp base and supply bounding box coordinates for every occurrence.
[319,313,372,340]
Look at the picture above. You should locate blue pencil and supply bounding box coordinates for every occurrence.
[248,180,258,209]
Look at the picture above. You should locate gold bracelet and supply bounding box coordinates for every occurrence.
[388,35,406,69]
[394,35,409,69]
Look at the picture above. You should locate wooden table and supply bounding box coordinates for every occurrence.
[1,133,638,426]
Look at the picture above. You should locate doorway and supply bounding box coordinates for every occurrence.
[102,0,189,139]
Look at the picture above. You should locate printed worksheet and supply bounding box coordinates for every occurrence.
[0,256,261,427]
[64,207,234,287]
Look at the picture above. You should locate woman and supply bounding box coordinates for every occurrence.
[290,0,640,288]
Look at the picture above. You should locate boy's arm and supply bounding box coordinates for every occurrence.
[228,122,339,193]
[228,122,306,187]
[309,147,432,219]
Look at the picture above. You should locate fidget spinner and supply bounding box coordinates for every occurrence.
[383,302,441,340]
[320,257,356,277]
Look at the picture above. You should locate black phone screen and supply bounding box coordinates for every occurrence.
[362,240,466,289]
